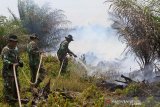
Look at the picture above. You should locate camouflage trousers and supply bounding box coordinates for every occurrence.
[58,56,68,74]
[29,65,46,87]
[2,75,20,102]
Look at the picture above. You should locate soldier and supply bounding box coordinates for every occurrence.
[27,33,46,88]
[1,34,23,103]
[57,35,77,74]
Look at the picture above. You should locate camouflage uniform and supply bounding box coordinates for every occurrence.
[27,40,46,87]
[57,35,77,74]
[1,45,22,102]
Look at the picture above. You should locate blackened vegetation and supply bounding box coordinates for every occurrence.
[97,74,160,102]
[31,79,79,106]
[97,75,135,91]
[96,80,124,91]
[31,79,51,106]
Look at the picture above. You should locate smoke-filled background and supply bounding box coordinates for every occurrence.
[69,24,140,73]
[0,0,140,73]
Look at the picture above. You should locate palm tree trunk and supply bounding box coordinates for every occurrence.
[143,62,154,80]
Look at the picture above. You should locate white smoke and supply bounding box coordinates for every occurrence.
[69,24,139,73]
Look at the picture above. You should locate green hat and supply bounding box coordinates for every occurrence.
[9,34,18,42]
[65,35,73,41]
[30,33,39,40]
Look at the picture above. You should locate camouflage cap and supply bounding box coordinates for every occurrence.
[65,35,73,41]
[9,34,18,42]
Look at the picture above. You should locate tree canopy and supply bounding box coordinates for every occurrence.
[18,0,71,49]
[107,0,160,69]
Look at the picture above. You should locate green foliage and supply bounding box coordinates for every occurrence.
[107,0,160,67]
[141,96,160,107]
[51,57,92,92]
[115,89,123,95]
[76,85,104,106]
[1,52,160,106]
[46,92,79,107]
[122,83,141,96]
[81,85,102,100]
[0,16,26,36]
[18,0,71,49]
[43,55,60,77]
[0,15,27,52]
[0,52,98,106]
[0,16,8,36]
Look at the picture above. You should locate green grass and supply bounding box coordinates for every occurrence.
[1,53,160,107]
[0,53,104,107]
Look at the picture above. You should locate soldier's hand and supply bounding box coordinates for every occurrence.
[13,63,19,66]
[69,54,72,57]
[18,61,23,67]
[74,54,77,58]
[40,50,45,54]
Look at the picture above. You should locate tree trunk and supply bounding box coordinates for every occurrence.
[143,62,154,80]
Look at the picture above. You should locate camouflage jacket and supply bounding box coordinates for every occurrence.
[1,45,20,76]
[27,41,40,66]
[57,40,73,58]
